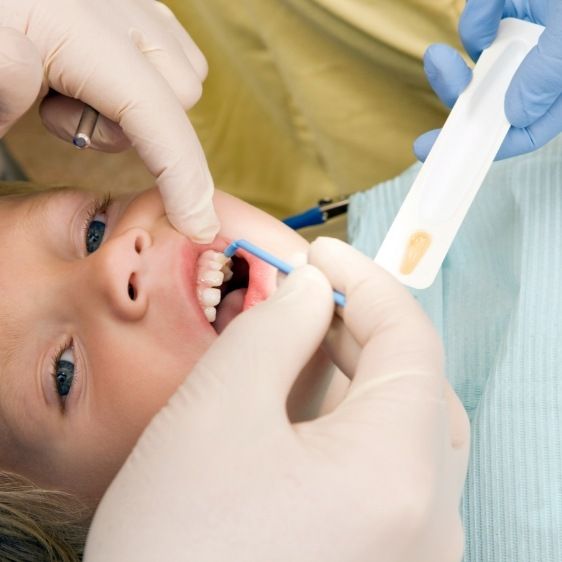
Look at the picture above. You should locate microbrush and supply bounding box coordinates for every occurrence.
[224,239,346,307]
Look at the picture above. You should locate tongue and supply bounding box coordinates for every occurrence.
[214,288,247,334]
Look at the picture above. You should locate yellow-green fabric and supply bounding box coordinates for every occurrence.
[165,0,464,217]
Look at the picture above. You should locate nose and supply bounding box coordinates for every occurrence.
[85,227,152,321]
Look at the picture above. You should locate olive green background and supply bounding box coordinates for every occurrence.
[5,0,463,217]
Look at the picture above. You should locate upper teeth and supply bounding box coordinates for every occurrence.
[196,250,233,323]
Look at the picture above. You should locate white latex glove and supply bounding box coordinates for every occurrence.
[0,0,218,242]
[84,238,469,562]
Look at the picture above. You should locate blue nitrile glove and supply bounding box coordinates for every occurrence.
[414,0,562,162]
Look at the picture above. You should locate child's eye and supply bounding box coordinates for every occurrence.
[54,348,75,399]
[86,215,106,254]
[84,194,111,255]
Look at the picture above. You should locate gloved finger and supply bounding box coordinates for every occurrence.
[50,40,219,241]
[309,238,443,382]
[129,27,204,110]
[191,265,334,417]
[459,0,504,61]
[496,93,562,159]
[322,315,361,378]
[40,95,131,152]
[153,1,208,81]
[505,18,562,128]
[413,128,440,162]
[308,238,451,456]
[424,44,472,109]
[0,28,43,138]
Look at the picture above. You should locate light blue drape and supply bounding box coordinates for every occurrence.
[349,138,562,562]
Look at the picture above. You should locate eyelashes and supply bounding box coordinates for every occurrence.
[50,337,75,409]
[81,193,112,254]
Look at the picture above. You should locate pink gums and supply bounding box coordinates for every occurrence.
[237,249,277,310]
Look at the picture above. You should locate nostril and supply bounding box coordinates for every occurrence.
[135,235,145,254]
[128,274,137,301]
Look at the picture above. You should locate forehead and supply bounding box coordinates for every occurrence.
[0,189,90,434]
[0,187,93,339]
[0,188,86,239]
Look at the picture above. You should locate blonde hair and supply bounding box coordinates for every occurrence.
[0,472,91,561]
[0,181,94,560]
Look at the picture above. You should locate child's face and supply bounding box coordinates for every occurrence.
[0,187,306,502]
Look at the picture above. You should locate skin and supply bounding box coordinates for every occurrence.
[0,187,343,505]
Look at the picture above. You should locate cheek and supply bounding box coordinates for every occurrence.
[64,328,217,499]
[53,337,210,502]
[90,324,216,434]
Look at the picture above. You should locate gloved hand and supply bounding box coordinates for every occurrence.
[0,0,218,242]
[84,238,469,562]
[414,0,562,162]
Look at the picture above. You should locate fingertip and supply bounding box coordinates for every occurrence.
[169,206,220,244]
[505,103,533,130]
[458,14,480,62]
[287,263,332,293]
[188,221,220,245]
[308,237,355,282]
[310,236,348,256]
[308,237,369,293]
[505,80,542,129]
[458,0,503,62]
[423,44,471,108]
[413,137,428,162]
[423,43,452,72]
[285,251,308,269]
[269,261,335,321]
[413,129,440,162]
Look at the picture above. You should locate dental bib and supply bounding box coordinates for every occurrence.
[349,136,562,562]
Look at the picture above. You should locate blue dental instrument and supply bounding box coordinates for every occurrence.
[224,239,346,307]
[282,196,349,230]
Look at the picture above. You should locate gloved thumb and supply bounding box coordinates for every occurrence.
[423,44,472,109]
[505,12,562,128]
[413,128,440,162]
[0,28,43,138]
[191,264,334,419]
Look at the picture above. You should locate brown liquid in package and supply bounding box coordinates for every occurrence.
[400,231,432,275]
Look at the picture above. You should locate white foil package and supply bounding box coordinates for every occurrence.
[375,18,544,289]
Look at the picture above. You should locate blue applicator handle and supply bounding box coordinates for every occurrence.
[283,206,324,229]
[224,239,346,307]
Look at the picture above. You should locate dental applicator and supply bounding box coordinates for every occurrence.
[224,239,346,307]
[375,18,544,289]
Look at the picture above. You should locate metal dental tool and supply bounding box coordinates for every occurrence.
[283,195,349,230]
[224,239,346,307]
[73,105,99,149]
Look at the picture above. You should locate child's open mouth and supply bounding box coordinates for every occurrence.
[194,248,272,334]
